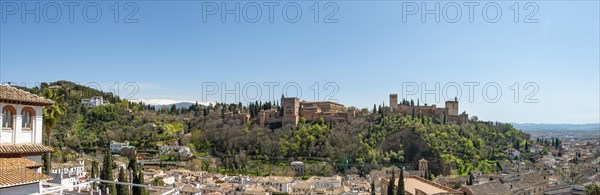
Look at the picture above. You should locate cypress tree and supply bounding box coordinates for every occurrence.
[91,160,99,178]
[101,145,117,195]
[117,167,129,195]
[91,160,99,189]
[371,180,376,195]
[43,153,51,174]
[397,170,404,195]
[373,104,377,114]
[388,170,395,195]
[467,171,474,185]
[132,168,141,195]
[138,169,148,195]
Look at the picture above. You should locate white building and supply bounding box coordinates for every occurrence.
[49,158,87,191]
[80,96,108,107]
[255,176,295,193]
[505,148,521,158]
[0,84,55,194]
[290,161,305,176]
[110,140,132,153]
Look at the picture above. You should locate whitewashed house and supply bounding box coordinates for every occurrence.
[0,84,55,194]
[49,158,87,191]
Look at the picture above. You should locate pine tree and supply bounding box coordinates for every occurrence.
[388,170,395,195]
[397,170,404,195]
[117,167,129,195]
[101,145,117,195]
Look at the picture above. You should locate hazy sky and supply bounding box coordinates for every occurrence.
[1,1,598,124]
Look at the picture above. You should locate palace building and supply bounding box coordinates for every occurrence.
[0,84,55,194]
[258,95,355,128]
[385,94,469,125]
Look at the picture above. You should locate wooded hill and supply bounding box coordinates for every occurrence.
[20,81,529,177]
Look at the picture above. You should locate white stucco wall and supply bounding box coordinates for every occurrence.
[0,182,42,194]
[0,103,43,144]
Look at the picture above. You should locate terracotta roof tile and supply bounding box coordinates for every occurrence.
[0,167,53,187]
[463,180,511,195]
[0,144,54,156]
[0,84,54,105]
[0,157,43,170]
[0,157,53,187]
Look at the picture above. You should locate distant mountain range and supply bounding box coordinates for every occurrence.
[511,123,600,131]
[140,99,211,110]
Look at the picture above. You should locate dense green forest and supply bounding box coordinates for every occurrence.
[22,81,529,177]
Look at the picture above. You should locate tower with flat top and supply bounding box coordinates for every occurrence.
[445,97,459,116]
[281,95,300,128]
[390,94,398,111]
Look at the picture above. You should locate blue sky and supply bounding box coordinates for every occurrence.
[1,1,599,124]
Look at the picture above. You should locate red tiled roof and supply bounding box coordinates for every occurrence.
[0,144,54,156]
[0,158,53,187]
[0,84,54,105]
[0,158,43,169]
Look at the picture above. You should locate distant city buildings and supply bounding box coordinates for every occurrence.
[461,172,547,195]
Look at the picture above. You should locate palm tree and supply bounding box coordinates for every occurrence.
[40,88,66,173]
[41,88,66,146]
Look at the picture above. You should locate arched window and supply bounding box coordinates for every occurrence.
[2,106,15,129]
[22,108,34,129]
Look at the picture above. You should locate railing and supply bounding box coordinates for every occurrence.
[40,179,179,195]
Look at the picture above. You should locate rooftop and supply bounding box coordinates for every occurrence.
[0,157,43,170]
[0,143,54,157]
[0,84,55,106]
[389,175,460,195]
[0,158,53,187]
[462,180,511,195]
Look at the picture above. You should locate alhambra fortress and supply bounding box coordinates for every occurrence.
[253,94,468,128]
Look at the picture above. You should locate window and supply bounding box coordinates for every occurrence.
[22,109,33,129]
[2,107,14,129]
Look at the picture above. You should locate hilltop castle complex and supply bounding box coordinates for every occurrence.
[253,94,468,128]
[384,94,469,125]
[257,95,356,128]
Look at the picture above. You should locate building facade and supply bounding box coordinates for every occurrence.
[49,159,87,191]
[0,84,55,194]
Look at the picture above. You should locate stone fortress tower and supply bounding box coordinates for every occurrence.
[390,94,398,112]
[281,95,300,127]
[445,97,459,116]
